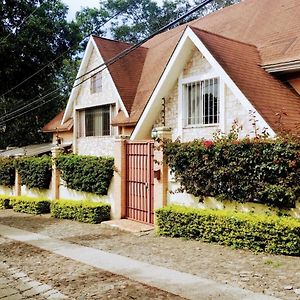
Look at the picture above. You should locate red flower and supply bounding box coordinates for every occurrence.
[203,140,214,148]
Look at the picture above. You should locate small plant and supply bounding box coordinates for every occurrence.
[10,196,50,214]
[156,205,300,256]
[51,199,110,223]
[0,195,12,209]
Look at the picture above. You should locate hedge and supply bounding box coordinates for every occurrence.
[164,138,300,208]
[57,154,114,196]
[0,157,15,186]
[0,195,12,209]
[156,205,300,256]
[14,156,52,189]
[51,200,111,224]
[9,196,50,214]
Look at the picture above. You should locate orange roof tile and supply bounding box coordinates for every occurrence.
[42,110,73,133]
[93,36,148,113]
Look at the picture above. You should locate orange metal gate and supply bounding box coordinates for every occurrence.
[126,141,154,224]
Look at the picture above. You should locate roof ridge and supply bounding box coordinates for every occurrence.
[92,35,149,49]
[189,26,258,49]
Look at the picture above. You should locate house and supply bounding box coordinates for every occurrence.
[60,0,300,223]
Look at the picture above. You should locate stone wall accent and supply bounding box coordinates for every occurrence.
[155,46,268,142]
[76,136,115,157]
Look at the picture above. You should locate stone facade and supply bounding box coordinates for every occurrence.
[76,136,115,157]
[74,46,119,157]
[155,47,267,142]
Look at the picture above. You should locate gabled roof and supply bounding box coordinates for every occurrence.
[108,0,300,133]
[190,27,300,133]
[93,36,148,114]
[42,110,73,133]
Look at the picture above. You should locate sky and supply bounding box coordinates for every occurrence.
[62,0,164,20]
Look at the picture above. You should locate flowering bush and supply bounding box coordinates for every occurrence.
[164,137,300,208]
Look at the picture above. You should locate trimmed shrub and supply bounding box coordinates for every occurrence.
[15,156,52,189]
[164,138,300,208]
[10,196,50,214]
[0,195,12,209]
[57,154,114,196]
[0,157,15,186]
[51,200,111,224]
[156,205,300,256]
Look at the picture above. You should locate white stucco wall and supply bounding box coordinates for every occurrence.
[74,46,119,157]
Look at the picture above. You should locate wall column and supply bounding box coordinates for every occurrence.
[14,154,23,197]
[153,127,172,221]
[112,137,127,219]
[15,169,21,197]
[51,146,62,200]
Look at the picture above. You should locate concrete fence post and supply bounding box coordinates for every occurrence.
[51,146,62,200]
[153,127,172,220]
[14,154,23,197]
[113,137,127,220]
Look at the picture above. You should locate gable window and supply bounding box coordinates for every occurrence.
[184,78,219,126]
[77,105,114,137]
[90,72,102,94]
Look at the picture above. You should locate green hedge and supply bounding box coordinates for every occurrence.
[51,200,111,223]
[156,205,300,256]
[0,195,12,209]
[0,157,15,186]
[57,154,114,196]
[15,156,52,189]
[164,138,300,208]
[10,196,50,214]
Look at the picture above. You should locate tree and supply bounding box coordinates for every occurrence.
[75,0,240,44]
[0,0,81,148]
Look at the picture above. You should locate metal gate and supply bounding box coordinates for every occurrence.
[126,141,154,224]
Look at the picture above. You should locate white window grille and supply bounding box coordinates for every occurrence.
[90,72,102,94]
[184,78,219,126]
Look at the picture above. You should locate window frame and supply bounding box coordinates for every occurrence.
[182,76,220,128]
[77,104,115,138]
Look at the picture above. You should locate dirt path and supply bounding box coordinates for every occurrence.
[0,236,184,299]
[0,210,299,300]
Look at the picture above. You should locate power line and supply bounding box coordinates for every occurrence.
[0,0,214,126]
[0,6,127,99]
[0,3,43,45]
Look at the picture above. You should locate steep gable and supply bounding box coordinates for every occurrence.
[93,36,148,114]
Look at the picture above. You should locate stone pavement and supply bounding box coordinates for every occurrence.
[0,262,67,299]
[0,224,279,300]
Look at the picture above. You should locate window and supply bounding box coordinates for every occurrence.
[90,72,102,94]
[184,78,219,126]
[77,105,113,137]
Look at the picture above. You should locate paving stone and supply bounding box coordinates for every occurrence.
[0,293,24,300]
[0,287,19,298]
[47,292,68,299]
[32,284,52,294]
[294,289,300,295]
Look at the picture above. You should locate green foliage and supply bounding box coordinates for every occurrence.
[164,138,300,208]
[9,196,50,214]
[57,154,114,196]
[15,156,52,189]
[156,205,300,256]
[75,0,239,44]
[0,157,15,186]
[51,199,111,224]
[0,0,81,148]
[0,195,12,209]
